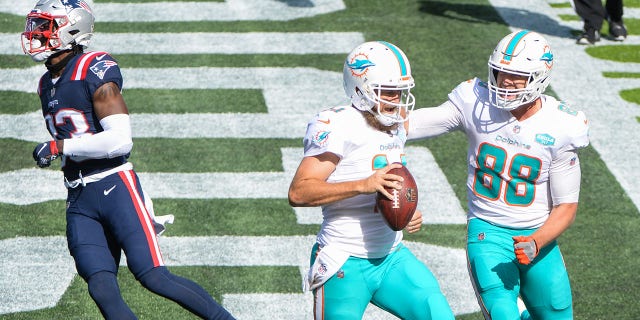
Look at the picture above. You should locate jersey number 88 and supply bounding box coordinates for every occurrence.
[473,143,541,206]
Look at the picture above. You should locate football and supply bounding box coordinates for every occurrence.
[376,164,419,231]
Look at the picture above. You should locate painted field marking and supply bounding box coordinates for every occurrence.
[0,235,479,317]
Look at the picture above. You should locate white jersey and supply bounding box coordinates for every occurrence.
[409,78,589,228]
[303,106,405,258]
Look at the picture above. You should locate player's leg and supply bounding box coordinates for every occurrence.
[137,266,235,320]
[309,245,371,319]
[86,271,136,320]
[467,218,521,320]
[605,0,623,22]
[66,186,136,319]
[103,170,235,319]
[573,0,607,30]
[371,244,454,320]
[519,241,573,320]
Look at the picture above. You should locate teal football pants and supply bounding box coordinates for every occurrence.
[467,218,573,320]
[310,243,454,320]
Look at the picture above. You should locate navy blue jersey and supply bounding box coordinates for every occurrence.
[37,51,128,180]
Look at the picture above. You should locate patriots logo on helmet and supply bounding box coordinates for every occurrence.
[90,60,118,80]
[347,53,375,77]
[61,0,90,11]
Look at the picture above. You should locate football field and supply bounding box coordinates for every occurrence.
[1,0,639,319]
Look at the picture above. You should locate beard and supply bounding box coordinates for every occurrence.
[360,108,399,132]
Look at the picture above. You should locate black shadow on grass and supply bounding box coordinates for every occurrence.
[418,1,576,39]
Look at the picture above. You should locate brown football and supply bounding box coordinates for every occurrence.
[376,164,419,231]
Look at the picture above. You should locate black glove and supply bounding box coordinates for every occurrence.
[32,140,59,168]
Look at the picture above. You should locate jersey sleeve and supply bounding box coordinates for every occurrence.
[554,100,590,152]
[549,148,582,204]
[302,108,346,159]
[568,110,590,149]
[72,51,124,97]
[447,78,482,114]
[407,100,462,140]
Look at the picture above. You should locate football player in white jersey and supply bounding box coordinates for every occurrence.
[408,30,590,320]
[289,41,454,319]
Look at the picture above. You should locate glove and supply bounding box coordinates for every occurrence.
[513,236,538,265]
[32,140,59,168]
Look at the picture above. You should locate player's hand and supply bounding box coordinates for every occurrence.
[513,236,538,265]
[32,140,59,168]
[366,163,404,198]
[405,209,422,233]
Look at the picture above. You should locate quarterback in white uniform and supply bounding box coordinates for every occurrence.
[409,30,589,320]
[289,41,454,320]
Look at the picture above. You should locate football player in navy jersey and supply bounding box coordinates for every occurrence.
[22,1,235,319]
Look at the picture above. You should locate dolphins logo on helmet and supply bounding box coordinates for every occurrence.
[343,41,415,127]
[346,55,376,77]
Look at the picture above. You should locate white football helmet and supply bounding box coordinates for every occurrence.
[21,0,95,62]
[343,41,415,126]
[488,30,553,111]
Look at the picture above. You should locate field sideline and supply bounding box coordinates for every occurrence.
[1,0,639,319]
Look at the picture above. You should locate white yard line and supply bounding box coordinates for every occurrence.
[0,0,346,21]
[0,236,477,317]
[0,147,466,224]
[0,32,365,55]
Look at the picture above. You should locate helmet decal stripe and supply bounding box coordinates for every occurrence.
[502,30,530,62]
[378,41,408,77]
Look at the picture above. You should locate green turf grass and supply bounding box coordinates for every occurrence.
[0,139,37,172]
[604,72,640,78]
[129,138,300,172]
[123,89,267,114]
[0,266,300,320]
[621,88,640,105]
[0,53,347,70]
[2,0,640,319]
[0,91,40,114]
[587,45,640,63]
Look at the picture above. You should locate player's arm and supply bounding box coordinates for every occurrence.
[288,153,403,207]
[57,82,133,158]
[407,100,462,140]
[529,202,577,249]
[531,148,582,248]
[514,148,581,264]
